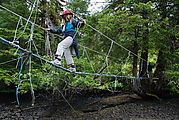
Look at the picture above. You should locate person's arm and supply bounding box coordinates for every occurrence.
[72,19,86,28]
[45,27,62,34]
[50,27,62,34]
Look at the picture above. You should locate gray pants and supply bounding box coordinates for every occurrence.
[56,36,74,65]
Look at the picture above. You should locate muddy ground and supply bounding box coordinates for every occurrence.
[0,91,178,120]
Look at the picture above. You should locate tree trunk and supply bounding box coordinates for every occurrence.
[132,27,139,77]
[139,50,148,77]
[153,0,169,92]
[45,9,54,56]
[153,49,167,91]
[132,42,138,77]
[139,22,149,77]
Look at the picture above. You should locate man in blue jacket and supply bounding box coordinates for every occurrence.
[46,10,86,72]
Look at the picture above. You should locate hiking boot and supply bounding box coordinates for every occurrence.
[50,59,61,65]
[69,67,76,72]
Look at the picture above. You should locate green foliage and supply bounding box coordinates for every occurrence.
[15,55,125,92]
[70,75,99,88]
[165,67,179,93]
[0,28,15,40]
[67,56,127,90]
[67,0,90,17]
[165,49,179,93]
[0,0,178,94]
[0,69,16,86]
[0,0,29,29]
[0,48,19,90]
[99,81,123,90]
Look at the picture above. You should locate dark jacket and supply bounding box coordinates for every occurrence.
[50,19,85,58]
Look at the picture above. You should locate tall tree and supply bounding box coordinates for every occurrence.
[153,0,179,91]
[38,0,64,55]
[66,0,90,17]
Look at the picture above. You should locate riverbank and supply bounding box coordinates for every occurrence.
[0,91,178,120]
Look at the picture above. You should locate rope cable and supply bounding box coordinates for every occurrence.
[105,41,114,66]
[15,0,38,42]
[117,51,131,76]
[56,88,76,111]
[84,48,95,72]
[70,11,147,62]
[28,25,35,106]
[79,44,122,62]
[85,23,147,61]
[114,77,117,90]
[16,53,20,69]
[28,54,35,106]
[0,58,18,65]
[27,0,40,106]
[13,16,22,43]
[16,53,24,105]
[1,37,146,79]
[14,47,20,55]
[110,52,131,92]
[0,4,45,30]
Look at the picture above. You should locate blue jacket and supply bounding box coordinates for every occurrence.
[50,19,85,58]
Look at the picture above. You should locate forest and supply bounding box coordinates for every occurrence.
[0,0,178,107]
[0,0,178,119]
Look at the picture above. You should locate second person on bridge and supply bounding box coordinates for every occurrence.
[46,10,86,72]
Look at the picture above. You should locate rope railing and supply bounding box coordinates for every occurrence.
[0,37,145,80]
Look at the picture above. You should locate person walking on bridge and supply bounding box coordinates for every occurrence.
[46,10,86,72]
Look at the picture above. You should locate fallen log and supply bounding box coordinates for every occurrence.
[82,94,142,112]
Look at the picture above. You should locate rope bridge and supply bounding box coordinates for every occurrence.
[0,1,148,107]
[0,37,144,79]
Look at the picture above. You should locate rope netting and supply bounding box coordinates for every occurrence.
[0,1,148,107]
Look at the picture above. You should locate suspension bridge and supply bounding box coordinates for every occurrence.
[0,1,148,107]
